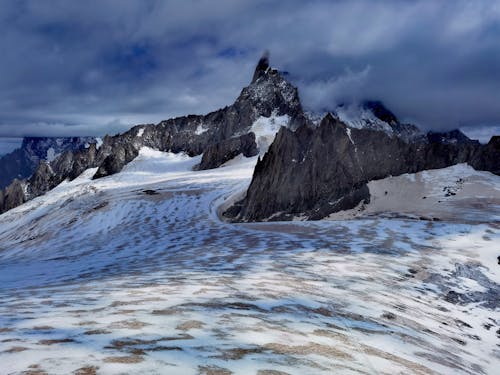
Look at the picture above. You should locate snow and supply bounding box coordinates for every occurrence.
[0,150,498,374]
[45,147,57,162]
[250,112,290,153]
[326,163,500,223]
[335,104,394,134]
[95,137,103,149]
[136,128,145,137]
[195,123,208,135]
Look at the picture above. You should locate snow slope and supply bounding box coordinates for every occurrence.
[327,164,500,222]
[0,148,499,375]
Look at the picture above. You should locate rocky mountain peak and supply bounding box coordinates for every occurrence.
[236,55,304,128]
[251,51,270,83]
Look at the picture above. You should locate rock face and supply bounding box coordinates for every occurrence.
[195,133,258,170]
[0,58,304,214]
[0,137,96,189]
[0,179,26,213]
[470,136,500,175]
[225,114,498,222]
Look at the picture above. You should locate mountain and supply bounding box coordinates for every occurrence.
[0,58,306,214]
[224,114,499,221]
[0,136,97,189]
[334,101,425,143]
[0,57,499,374]
[0,57,499,218]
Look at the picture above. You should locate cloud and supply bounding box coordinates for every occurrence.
[0,0,499,138]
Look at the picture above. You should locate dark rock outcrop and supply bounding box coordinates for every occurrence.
[196,133,258,170]
[362,100,399,125]
[427,129,480,145]
[470,136,500,175]
[0,179,26,213]
[93,143,139,179]
[251,51,270,84]
[226,114,497,222]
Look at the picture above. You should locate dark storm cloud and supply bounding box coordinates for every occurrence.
[0,0,499,138]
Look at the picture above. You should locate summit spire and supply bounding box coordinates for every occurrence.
[251,50,270,83]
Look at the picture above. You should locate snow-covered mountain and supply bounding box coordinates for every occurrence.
[0,136,98,189]
[0,55,305,214]
[333,100,425,143]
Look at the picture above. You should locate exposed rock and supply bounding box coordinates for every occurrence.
[196,133,258,170]
[470,135,500,175]
[93,143,138,179]
[251,51,270,84]
[362,100,399,125]
[0,179,26,213]
[335,101,425,143]
[226,114,497,221]
[427,129,479,145]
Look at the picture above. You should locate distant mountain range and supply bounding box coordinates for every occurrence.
[1,56,499,217]
[0,137,97,189]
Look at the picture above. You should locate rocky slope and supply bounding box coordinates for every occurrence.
[0,56,304,214]
[225,114,499,221]
[0,136,96,189]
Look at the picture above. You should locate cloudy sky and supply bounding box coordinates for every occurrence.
[0,0,499,143]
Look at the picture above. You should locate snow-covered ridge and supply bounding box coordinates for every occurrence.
[250,112,290,153]
[335,104,395,134]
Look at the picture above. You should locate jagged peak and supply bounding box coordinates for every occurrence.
[251,51,270,83]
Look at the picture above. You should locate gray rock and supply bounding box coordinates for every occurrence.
[0,179,26,213]
[93,143,138,179]
[195,133,258,170]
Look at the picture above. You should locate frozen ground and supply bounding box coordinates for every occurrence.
[0,148,499,375]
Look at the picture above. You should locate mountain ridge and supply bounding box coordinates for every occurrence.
[0,57,498,217]
[224,114,499,221]
[0,136,97,189]
[0,59,304,214]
